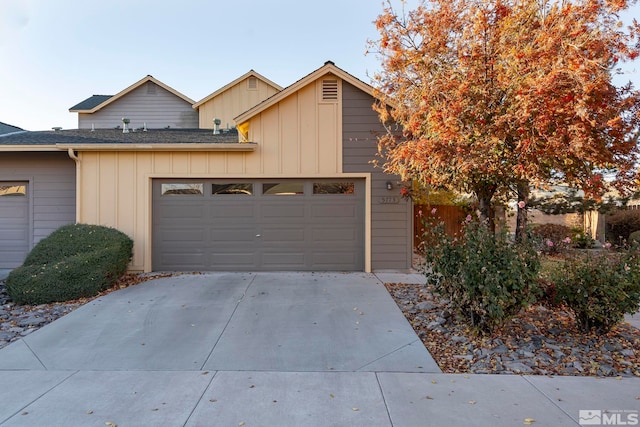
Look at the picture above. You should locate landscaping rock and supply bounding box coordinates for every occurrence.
[384,282,640,377]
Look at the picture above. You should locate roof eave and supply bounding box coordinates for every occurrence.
[84,75,195,113]
[193,70,283,110]
[55,143,257,152]
[234,63,375,124]
[0,145,61,152]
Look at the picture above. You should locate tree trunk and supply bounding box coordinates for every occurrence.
[475,184,496,230]
[515,181,529,243]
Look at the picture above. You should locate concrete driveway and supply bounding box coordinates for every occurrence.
[0,272,638,427]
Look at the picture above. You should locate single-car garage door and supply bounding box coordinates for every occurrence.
[152,179,365,271]
[0,182,29,269]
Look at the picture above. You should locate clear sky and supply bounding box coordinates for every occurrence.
[1,0,638,131]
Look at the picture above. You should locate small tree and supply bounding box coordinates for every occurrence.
[370,0,640,232]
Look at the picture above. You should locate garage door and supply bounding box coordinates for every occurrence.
[0,182,29,269]
[152,179,365,271]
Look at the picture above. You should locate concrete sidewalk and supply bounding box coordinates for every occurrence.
[0,272,638,426]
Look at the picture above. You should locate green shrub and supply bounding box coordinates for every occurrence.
[552,248,640,332]
[6,224,133,305]
[606,209,640,246]
[420,218,541,333]
[571,229,595,249]
[530,223,573,254]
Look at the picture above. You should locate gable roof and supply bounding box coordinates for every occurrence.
[192,70,283,110]
[0,121,24,135]
[69,95,113,111]
[234,61,375,125]
[68,75,195,113]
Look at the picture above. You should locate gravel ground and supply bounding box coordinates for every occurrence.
[385,282,640,377]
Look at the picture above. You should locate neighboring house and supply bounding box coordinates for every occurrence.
[0,62,413,273]
[0,122,25,135]
[69,75,198,130]
[0,125,76,268]
[193,70,282,130]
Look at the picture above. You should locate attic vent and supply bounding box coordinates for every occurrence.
[147,82,157,95]
[322,79,338,101]
[247,76,258,90]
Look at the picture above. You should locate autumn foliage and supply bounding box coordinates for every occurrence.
[370,0,640,221]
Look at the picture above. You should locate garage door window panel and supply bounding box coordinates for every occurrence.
[263,183,304,195]
[161,183,204,196]
[0,183,27,197]
[212,183,254,195]
[313,182,355,195]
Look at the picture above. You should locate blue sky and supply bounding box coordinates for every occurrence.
[1,0,638,131]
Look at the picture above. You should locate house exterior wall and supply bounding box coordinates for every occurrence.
[342,82,413,270]
[0,151,76,250]
[78,82,198,130]
[75,75,411,272]
[198,78,280,129]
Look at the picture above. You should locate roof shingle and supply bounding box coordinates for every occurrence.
[68,95,113,111]
[0,128,239,146]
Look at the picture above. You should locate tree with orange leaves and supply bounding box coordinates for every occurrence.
[370,0,640,235]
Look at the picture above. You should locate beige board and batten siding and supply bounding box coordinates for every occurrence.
[196,74,281,129]
[0,152,76,267]
[78,82,198,130]
[342,82,412,271]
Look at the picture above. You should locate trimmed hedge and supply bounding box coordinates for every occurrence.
[6,224,133,305]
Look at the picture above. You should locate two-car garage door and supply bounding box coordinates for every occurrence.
[152,179,365,271]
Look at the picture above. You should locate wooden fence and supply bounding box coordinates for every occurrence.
[414,204,467,250]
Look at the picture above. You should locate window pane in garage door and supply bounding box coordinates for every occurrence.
[263,183,304,195]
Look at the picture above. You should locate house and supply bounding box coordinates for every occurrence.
[0,122,25,135]
[193,70,282,130]
[69,75,198,130]
[0,62,413,272]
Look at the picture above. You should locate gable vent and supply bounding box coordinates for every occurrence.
[248,76,258,90]
[322,79,338,101]
[147,82,157,94]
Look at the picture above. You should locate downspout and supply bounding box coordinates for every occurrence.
[67,148,81,224]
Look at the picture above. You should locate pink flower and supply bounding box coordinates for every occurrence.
[431,208,437,215]
[418,209,423,216]
[518,201,526,209]
[465,215,472,222]
[604,242,612,249]
[563,237,571,244]
[546,239,554,247]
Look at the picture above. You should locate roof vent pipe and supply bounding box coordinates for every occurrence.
[91,123,95,132]
[143,122,147,132]
[122,118,130,134]
[213,118,221,135]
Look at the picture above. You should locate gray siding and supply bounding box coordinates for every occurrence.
[0,152,76,266]
[78,82,198,130]
[342,82,412,271]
